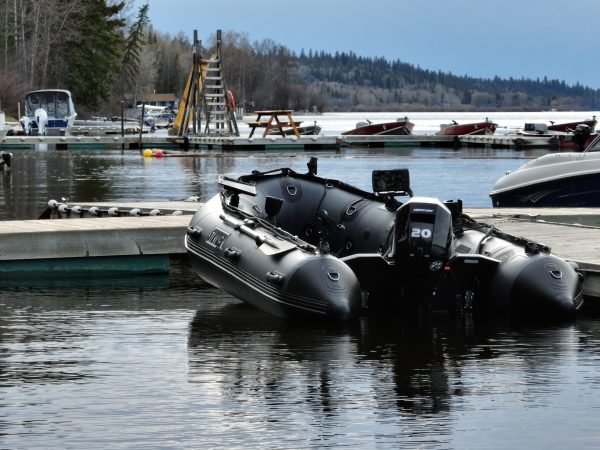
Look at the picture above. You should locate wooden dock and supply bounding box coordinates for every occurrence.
[0,202,599,303]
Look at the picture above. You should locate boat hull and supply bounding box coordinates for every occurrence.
[185,195,363,322]
[342,120,414,136]
[436,121,497,136]
[548,119,597,133]
[267,125,321,136]
[440,228,583,320]
[187,161,583,323]
[490,151,600,207]
[490,172,600,207]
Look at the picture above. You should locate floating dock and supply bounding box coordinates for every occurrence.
[0,131,569,151]
[0,202,196,278]
[0,203,599,303]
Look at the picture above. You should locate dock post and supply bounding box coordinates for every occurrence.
[120,100,125,152]
[138,102,145,153]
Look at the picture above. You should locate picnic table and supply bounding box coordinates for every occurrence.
[246,110,301,138]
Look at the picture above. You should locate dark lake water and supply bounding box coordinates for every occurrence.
[0,145,546,220]
[1,144,600,449]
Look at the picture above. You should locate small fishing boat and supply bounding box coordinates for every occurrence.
[267,121,321,136]
[20,89,77,136]
[436,119,497,136]
[341,116,414,136]
[490,133,600,207]
[513,121,596,150]
[547,116,597,133]
[186,158,583,323]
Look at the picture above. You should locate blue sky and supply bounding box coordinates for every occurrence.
[132,0,600,89]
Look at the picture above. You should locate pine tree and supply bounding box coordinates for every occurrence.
[63,1,126,111]
[122,3,150,87]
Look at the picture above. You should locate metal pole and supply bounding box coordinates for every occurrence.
[138,102,145,153]
[120,100,124,151]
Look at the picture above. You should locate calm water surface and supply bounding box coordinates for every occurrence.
[0,145,545,220]
[2,258,600,449]
[1,112,600,448]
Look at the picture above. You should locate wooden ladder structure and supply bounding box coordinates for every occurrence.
[171,29,239,138]
[199,30,239,136]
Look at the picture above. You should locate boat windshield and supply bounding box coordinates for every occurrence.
[25,91,73,118]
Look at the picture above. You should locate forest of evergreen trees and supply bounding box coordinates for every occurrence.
[0,0,599,118]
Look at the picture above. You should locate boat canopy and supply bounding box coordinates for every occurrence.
[24,90,75,119]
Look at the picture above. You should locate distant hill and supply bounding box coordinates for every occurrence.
[286,50,600,112]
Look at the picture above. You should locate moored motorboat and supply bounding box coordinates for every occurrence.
[341,116,414,135]
[267,121,321,136]
[20,89,77,136]
[513,121,596,150]
[185,158,583,323]
[436,119,497,136]
[548,116,597,133]
[490,134,600,207]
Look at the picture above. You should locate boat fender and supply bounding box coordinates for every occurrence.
[58,203,69,214]
[108,207,120,217]
[266,271,285,285]
[71,205,82,215]
[88,206,100,217]
[223,247,242,261]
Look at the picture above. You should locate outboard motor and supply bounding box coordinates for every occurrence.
[35,108,48,136]
[574,124,592,151]
[393,197,453,291]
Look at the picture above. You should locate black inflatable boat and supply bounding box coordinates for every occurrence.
[185,158,583,323]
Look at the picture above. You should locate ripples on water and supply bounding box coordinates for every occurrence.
[2,111,600,448]
[0,258,600,449]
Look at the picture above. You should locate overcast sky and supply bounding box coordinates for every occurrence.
[132,0,600,89]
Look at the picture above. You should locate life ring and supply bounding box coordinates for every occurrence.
[226,90,235,110]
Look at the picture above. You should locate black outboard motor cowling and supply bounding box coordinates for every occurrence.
[393,197,453,278]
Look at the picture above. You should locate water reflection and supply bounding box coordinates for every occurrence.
[0,147,534,220]
[0,256,598,448]
[188,298,592,442]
